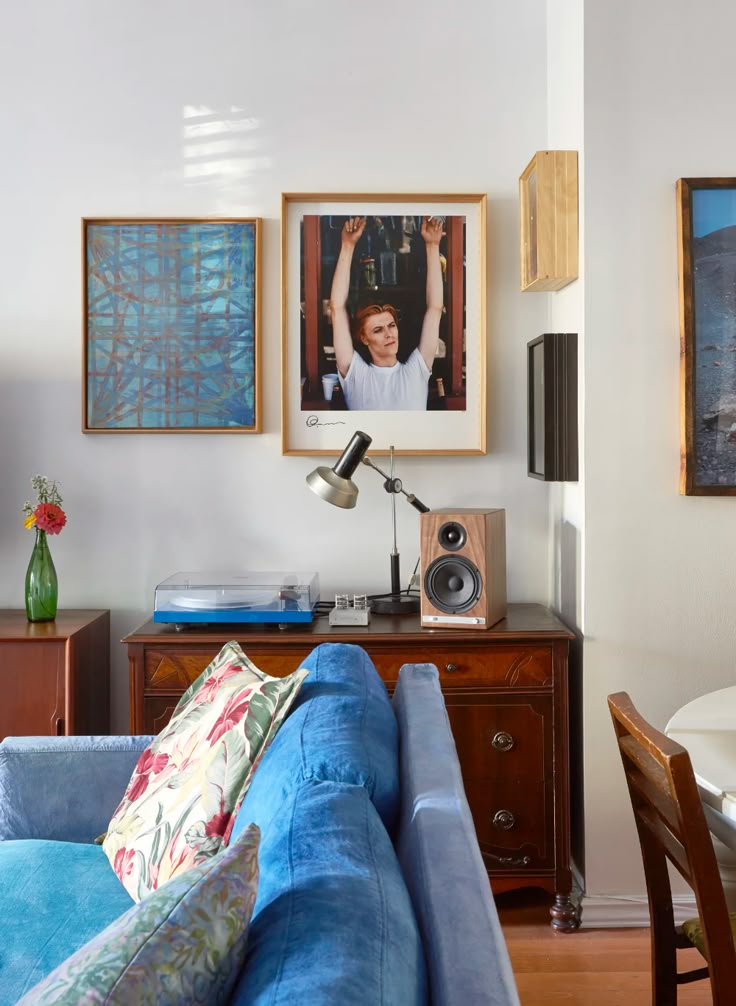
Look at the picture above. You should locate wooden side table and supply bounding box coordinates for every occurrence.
[124,602,580,929]
[0,610,110,740]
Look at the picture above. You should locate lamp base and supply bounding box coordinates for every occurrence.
[370,594,420,615]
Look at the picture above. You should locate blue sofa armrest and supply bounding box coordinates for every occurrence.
[393,664,520,1006]
[0,735,152,843]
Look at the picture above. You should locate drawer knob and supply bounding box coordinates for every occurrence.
[445,662,459,674]
[491,731,515,752]
[492,809,516,831]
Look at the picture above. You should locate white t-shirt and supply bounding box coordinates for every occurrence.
[339,348,430,410]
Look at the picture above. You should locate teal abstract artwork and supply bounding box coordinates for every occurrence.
[84,220,260,431]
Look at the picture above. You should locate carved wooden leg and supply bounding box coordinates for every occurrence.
[550,892,581,931]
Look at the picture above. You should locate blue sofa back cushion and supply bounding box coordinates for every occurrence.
[234,643,400,838]
[232,779,427,1006]
[0,735,151,843]
[392,664,520,1006]
[0,840,134,1005]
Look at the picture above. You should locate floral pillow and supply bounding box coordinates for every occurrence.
[103,642,307,901]
[17,822,260,1006]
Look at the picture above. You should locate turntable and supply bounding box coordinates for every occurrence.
[153,571,320,626]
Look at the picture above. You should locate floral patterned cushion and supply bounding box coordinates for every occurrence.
[16,822,260,1006]
[103,642,307,901]
[680,911,736,957]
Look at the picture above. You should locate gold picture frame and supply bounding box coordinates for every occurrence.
[519,151,578,292]
[281,193,487,456]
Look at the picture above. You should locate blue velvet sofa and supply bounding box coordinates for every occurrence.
[0,643,519,1006]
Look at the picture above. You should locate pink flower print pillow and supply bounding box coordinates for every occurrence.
[103,641,308,901]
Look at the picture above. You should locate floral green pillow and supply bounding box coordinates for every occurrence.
[103,641,307,901]
[17,822,260,1005]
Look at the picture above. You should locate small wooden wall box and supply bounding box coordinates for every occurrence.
[519,150,578,292]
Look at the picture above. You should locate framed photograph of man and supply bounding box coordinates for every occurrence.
[678,178,736,494]
[281,193,487,455]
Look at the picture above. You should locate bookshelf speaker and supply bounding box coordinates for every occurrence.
[419,509,507,630]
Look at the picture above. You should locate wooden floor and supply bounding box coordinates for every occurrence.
[497,890,713,1005]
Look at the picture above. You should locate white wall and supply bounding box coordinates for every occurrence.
[545,0,586,888]
[546,0,584,630]
[583,0,736,909]
[0,0,552,731]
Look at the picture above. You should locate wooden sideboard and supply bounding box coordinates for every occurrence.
[0,609,110,740]
[123,602,579,929]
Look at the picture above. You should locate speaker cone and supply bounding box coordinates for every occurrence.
[437,520,467,552]
[424,556,482,614]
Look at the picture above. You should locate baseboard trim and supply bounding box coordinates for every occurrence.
[580,894,697,928]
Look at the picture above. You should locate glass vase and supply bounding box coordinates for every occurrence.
[25,528,58,622]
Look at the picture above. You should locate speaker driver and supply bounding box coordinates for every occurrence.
[437,520,467,552]
[424,556,482,614]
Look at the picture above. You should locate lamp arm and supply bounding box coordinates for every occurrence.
[406,494,430,514]
[361,457,430,513]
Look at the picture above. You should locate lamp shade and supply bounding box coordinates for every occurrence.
[305,431,372,510]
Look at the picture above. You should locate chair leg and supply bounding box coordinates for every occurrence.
[643,845,679,1005]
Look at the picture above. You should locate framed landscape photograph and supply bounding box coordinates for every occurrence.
[281,193,487,455]
[83,218,261,433]
[678,179,736,493]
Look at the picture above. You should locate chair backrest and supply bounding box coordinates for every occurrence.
[608,691,736,1003]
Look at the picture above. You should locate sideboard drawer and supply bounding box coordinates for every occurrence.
[369,645,553,689]
[446,695,552,783]
[144,642,553,693]
[144,648,309,691]
[445,692,554,872]
[464,777,552,870]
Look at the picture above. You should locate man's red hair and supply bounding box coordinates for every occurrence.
[351,303,399,341]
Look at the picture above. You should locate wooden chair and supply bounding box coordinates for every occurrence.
[607,691,736,1005]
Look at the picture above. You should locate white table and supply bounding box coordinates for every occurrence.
[665,685,736,910]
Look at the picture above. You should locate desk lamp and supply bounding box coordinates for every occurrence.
[306,431,429,614]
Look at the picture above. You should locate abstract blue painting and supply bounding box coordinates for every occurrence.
[84,219,261,432]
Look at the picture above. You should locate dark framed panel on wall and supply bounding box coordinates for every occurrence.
[527,333,578,482]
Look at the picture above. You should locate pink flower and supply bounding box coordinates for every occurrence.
[127,772,150,802]
[138,748,170,777]
[194,664,244,705]
[114,847,136,880]
[205,807,233,839]
[34,503,66,535]
[127,748,170,801]
[206,689,253,745]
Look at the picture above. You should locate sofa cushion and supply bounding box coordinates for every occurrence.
[0,735,152,843]
[103,641,307,900]
[16,823,260,1006]
[232,780,427,1006]
[392,663,520,1006]
[233,642,399,841]
[0,839,134,1005]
